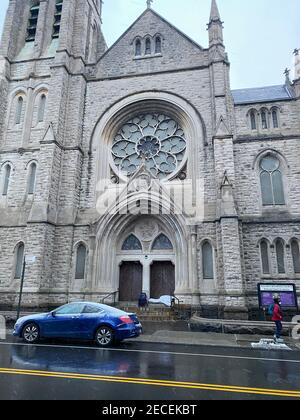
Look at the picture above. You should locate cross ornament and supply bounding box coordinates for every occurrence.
[147,0,153,8]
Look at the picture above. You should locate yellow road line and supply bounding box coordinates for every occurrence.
[0,368,299,398]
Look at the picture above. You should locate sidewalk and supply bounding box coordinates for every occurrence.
[128,330,300,351]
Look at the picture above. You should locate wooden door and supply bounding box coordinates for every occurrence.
[150,261,175,299]
[119,262,143,302]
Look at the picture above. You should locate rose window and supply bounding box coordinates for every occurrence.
[111,114,186,180]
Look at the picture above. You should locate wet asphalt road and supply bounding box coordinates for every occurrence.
[0,335,299,400]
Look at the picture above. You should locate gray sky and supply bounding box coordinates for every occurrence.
[0,0,299,89]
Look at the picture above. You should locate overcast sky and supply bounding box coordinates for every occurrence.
[0,0,299,89]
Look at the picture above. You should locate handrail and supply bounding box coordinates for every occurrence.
[101,290,119,307]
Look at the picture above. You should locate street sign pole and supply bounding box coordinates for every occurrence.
[16,259,26,320]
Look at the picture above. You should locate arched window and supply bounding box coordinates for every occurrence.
[15,243,25,279]
[260,155,285,206]
[155,36,162,54]
[291,240,300,274]
[122,235,142,251]
[27,162,37,195]
[75,244,87,279]
[135,39,141,56]
[145,38,151,55]
[15,97,24,125]
[26,3,40,42]
[260,240,270,275]
[202,241,214,280]
[250,110,257,130]
[261,109,268,130]
[2,164,11,196]
[152,234,173,251]
[275,239,285,274]
[38,94,46,122]
[53,0,63,39]
[272,108,279,129]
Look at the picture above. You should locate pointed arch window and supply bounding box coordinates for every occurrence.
[272,108,279,129]
[15,243,25,279]
[275,239,285,274]
[152,234,173,251]
[250,110,257,130]
[135,39,141,56]
[291,240,300,274]
[122,235,142,251]
[145,38,151,55]
[26,3,40,42]
[155,36,162,54]
[261,109,268,130]
[260,240,270,275]
[53,0,63,39]
[260,155,285,206]
[27,162,37,195]
[202,241,214,280]
[38,94,47,122]
[15,97,24,125]
[2,165,11,196]
[75,244,87,279]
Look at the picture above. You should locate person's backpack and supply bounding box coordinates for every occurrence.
[267,304,274,316]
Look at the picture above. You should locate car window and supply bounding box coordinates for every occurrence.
[82,304,105,314]
[55,303,85,315]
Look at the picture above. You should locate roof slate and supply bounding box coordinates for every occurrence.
[231,85,295,105]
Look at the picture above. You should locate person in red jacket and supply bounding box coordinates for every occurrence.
[272,297,283,342]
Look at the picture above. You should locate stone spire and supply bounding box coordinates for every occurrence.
[208,0,224,48]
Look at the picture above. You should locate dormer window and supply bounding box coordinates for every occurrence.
[26,3,40,42]
[53,0,63,39]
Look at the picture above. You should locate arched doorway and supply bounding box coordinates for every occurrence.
[119,261,143,302]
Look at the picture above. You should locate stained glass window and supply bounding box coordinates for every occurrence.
[276,240,285,274]
[260,156,285,206]
[75,244,87,279]
[272,109,279,129]
[260,240,270,275]
[122,235,142,251]
[250,111,256,130]
[28,163,37,195]
[155,37,162,54]
[202,241,214,280]
[135,40,141,56]
[2,165,11,196]
[152,234,173,250]
[112,113,186,180]
[291,240,300,274]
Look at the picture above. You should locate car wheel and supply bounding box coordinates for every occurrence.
[22,323,40,344]
[95,326,114,347]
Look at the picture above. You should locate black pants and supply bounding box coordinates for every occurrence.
[274,321,283,339]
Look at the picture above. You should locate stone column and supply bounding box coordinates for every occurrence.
[189,226,200,305]
[143,259,151,297]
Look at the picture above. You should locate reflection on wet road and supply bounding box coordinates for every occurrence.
[0,340,299,400]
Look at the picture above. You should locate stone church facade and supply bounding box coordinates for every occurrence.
[0,0,299,318]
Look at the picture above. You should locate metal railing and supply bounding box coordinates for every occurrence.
[101,290,119,307]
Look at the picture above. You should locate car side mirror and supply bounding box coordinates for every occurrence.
[51,311,56,317]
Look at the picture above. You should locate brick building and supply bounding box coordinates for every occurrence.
[0,0,299,318]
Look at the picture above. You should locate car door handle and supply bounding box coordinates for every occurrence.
[72,316,80,319]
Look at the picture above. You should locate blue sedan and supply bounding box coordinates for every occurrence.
[13,302,142,347]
